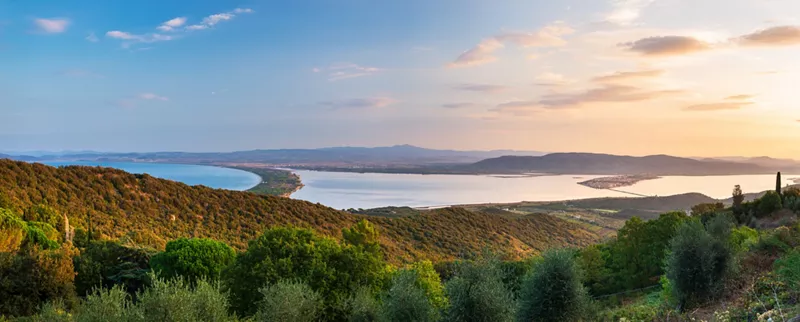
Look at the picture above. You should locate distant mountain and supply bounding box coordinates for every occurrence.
[702,156,800,170]
[13,145,544,165]
[467,152,777,175]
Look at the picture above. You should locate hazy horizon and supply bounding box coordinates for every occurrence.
[5,0,800,157]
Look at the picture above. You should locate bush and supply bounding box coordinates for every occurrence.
[0,208,26,252]
[254,280,322,322]
[150,238,235,283]
[408,261,447,309]
[665,221,731,310]
[443,258,515,322]
[77,286,132,322]
[347,288,380,322]
[758,191,783,217]
[774,250,800,292]
[729,225,759,253]
[0,247,77,317]
[134,276,234,322]
[378,270,439,322]
[517,248,589,322]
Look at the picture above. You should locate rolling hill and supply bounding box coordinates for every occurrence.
[467,152,777,175]
[0,159,597,263]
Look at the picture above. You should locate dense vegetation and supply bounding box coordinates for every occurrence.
[0,160,599,263]
[234,167,303,197]
[3,161,800,321]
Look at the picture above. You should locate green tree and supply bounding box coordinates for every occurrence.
[254,280,322,322]
[577,243,613,296]
[517,248,589,322]
[224,226,389,320]
[665,221,731,310]
[150,238,235,283]
[776,171,782,196]
[0,208,26,253]
[73,240,153,297]
[443,258,515,322]
[134,276,234,322]
[611,212,687,289]
[409,260,447,309]
[347,288,380,322]
[0,247,77,317]
[732,185,744,208]
[379,270,439,322]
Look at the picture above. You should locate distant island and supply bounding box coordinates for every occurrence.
[578,175,661,189]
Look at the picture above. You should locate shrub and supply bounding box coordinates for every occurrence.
[77,286,132,322]
[150,238,235,283]
[665,221,731,310]
[347,288,380,322]
[409,261,447,309]
[0,247,77,317]
[254,280,322,322]
[516,248,589,322]
[758,191,782,217]
[729,225,759,253]
[0,208,26,252]
[134,276,234,322]
[774,250,800,292]
[443,258,515,322]
[378,270,439,322]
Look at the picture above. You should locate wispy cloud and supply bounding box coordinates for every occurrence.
[449,23,573,67]
[591,69,663,83]
[604,0,654,26]
[685,102,753,111]
[185,8,253,31]
[453,83,510,93]
[319,97,397,110]
[535,72,574,87]
[139,93,169,101]
[107,8,253,47]
[538,85,683,109]
[737,25,800,47]
[725,94,754,100]
[113,92,169,108]
[33,18,70,34]
[314,63,383,81]
[621,36,712,56]
[442,102,477,109]
[85,32,99,42]
[157,17,187,32]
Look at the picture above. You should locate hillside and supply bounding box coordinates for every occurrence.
[468,152,776,175]
[0,159,598,263]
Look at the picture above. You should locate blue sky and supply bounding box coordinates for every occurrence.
[3,0,800,157]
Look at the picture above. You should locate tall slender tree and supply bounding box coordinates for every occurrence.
[776,172,782,196]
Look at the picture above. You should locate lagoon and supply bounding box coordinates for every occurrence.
[39,161,261,191]
[290,170,795,209]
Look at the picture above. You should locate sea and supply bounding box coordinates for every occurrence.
[36,161,793,210]
[39,161,261,191]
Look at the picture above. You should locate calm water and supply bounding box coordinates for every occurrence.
[39,161,261,191]
[290,170,796,209]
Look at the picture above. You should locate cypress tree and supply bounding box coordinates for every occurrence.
[777,172,782,196]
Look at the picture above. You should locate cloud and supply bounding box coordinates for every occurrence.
[85,32,99,42]
[538,85,684,108]
[442,102,477,109]
[605,0,654,26]
[737,25,800,46]
[33,18,70,34]
[591,69,663,83]
[157,17,187,32]
[535,72,573,86]
[107,8,253,47]
[453,83,510,93]
[106,30,173,46]
[59,69,103,78]
[314,62,383,81]
[725,94,754,100]
[449,23,573,67]
[492,101,542,116]
[621,36,712,56]
[685,102,753,111]
[138,93,169,101]
[185,8,253,31]
[318,97,397,109]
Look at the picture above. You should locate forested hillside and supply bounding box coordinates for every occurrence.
[0,159,599,262]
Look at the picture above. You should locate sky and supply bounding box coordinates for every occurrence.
[3,0,800,157]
